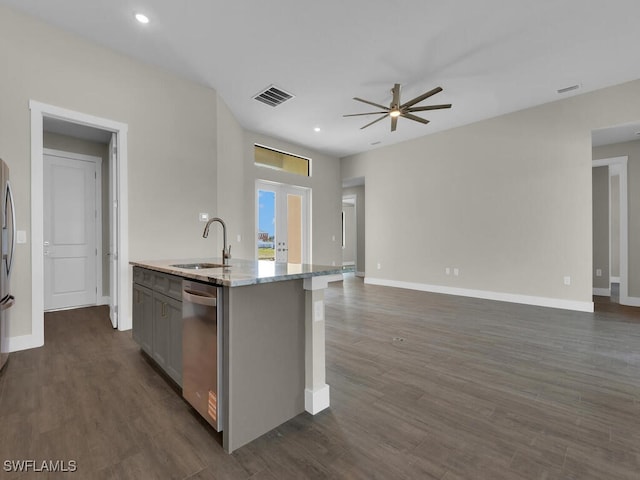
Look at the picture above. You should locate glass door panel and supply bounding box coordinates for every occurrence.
[257,189,276,261]
[256,182,309,264]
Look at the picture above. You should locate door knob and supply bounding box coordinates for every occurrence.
[44,241,50,246]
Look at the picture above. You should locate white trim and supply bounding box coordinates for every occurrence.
[20,101,130,353]
[593,288,611,296]
[356,271,365,278]
[98,296,111,306]
[622,296,640,307]
[304,385,330,415]
[610,276,621,283]
[364,277,594,313]
[43,148,103,311]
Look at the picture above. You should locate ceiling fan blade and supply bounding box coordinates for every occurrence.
[402,113,430,125]
[361,114,388,130]
[343,112,389,117]
[391,83,401,107]
[400,86,443,109]
[391,115,398,132]
[353,97,389,111]
[406,104,452,112]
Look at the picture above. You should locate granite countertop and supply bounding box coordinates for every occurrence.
[130,258,353,287]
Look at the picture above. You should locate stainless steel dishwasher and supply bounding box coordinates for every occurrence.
[182,279,223,431]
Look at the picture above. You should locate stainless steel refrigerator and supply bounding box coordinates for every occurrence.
[0,159,15,372]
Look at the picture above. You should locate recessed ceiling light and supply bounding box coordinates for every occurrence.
[135,13,150,24]
[314,127,321,132]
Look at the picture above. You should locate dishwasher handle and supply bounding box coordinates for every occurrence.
[183,288,217,307]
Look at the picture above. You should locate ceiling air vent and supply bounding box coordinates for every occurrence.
[253,85,295,107]
[557,84,580,94]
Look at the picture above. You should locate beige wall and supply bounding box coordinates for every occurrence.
[342,185,365,274]
[592,166,609,290]
[593,139,640,296]
[342,79,640,305]
[0,6,218,338]
[43,132,110,297]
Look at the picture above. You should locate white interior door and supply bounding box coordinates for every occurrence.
[256,181,310,264]
[44,152,99,311]
[108,134,118,328]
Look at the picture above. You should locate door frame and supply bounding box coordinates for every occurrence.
[28,101,129,350]
[255,180,311,263]
[592,156,639,306]
[43,148,103,311]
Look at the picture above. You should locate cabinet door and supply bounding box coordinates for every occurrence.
[132,284,153,354]
[152,292,170,370]
[165,296,183,386]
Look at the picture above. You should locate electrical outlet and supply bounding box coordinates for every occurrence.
[445,267,451,275]
[563,276,571,286]
[237,234,242,242]
[596,268,602,277]
[332,235,336,242]
[453,268,459,277]
[199,212,209,222]
[377,263,381,270]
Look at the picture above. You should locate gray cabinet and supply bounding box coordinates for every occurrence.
[132,283,153,355]
[132,267,183,386]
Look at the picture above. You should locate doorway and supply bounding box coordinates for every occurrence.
[342,195,356,268]
[256,180,310,263]
[30,101,129,349]
[43,149,102,311]
[592,156,630,305]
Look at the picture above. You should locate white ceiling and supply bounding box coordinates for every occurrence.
[4,0,640,157]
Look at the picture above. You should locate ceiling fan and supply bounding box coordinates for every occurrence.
[343,84,452,132]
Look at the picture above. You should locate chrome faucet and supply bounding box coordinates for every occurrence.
[203,217,231,265]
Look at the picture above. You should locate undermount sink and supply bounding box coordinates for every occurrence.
[170,263,230,270]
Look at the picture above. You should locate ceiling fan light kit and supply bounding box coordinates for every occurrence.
[344,83,452,132]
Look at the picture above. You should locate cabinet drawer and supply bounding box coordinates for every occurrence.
[133,267,154,287]
[153,271,183,301]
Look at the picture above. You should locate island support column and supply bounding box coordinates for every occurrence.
[303,276,330,414]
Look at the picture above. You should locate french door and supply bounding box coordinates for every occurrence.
[256,181,310,264]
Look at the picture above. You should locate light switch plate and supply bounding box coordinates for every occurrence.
[17,230,26,244]
[199,213,209,222]
[564,276,571,286]
[595,269,602,277]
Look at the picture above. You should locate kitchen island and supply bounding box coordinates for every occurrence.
[129,258,350,453]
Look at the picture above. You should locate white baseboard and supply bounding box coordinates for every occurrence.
[4,333,44,353]
[98,296,111,306]
[621,295,640,307]
[593,288,611,296]
[305,384,330,415]
[356,271,365,278]
[364,277,594,313]
[610,276,621,283]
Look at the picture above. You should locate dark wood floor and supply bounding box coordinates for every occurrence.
[1,278,640,479]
